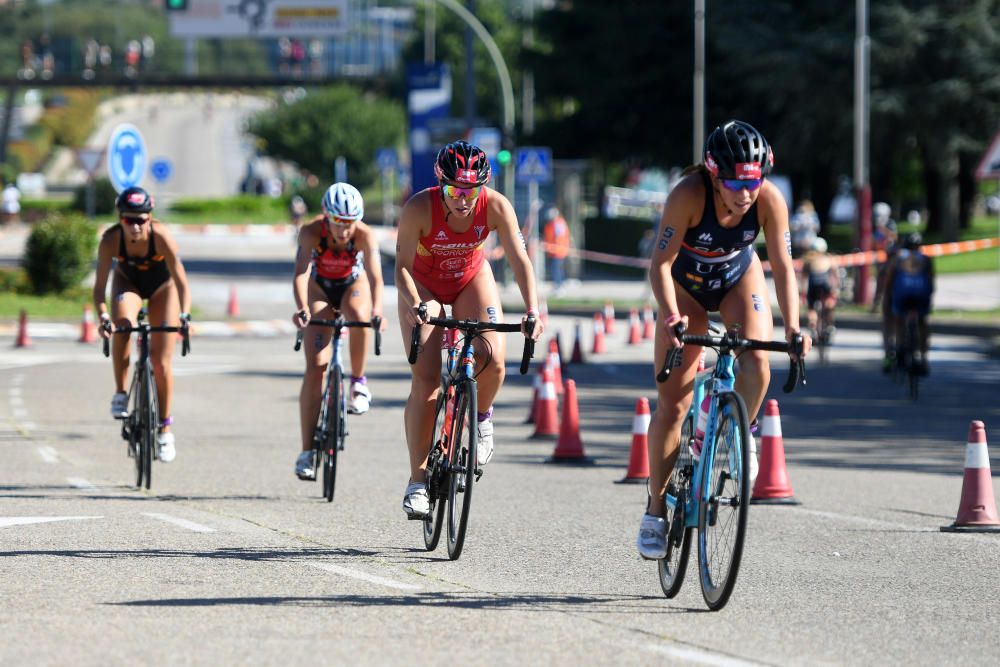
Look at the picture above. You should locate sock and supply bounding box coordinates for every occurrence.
[351,375,366,385]
[750,418,759,435]
[477,406,493,422]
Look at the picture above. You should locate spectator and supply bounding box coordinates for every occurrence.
[2,180,22,223]
[872,201,897,254]
[542,206,571,292]
[289,195,307,230]
[789,199,820,258]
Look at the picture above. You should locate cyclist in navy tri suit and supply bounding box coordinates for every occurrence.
[638,120,810,559]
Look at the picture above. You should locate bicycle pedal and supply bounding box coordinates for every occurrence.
[474,468,483,482]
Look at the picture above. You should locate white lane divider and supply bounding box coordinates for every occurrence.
[649,644,765,666]
[37,446,58,463]
[792,508,931,532]
[0,516,102,528]
[307,562,421,591]
[66,477,97,490]
[142,512,216,533]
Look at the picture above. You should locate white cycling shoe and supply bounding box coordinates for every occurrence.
[295,451,316,480]
[110,392,128,419]
[636,513,667,560]
[402,482,430,519]
[477,417,495,466]
[156,432,176,463]
[348,383,371,415]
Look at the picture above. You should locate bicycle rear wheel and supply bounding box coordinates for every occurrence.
[446,381,477,560]
[423,390,449,551]
[143,368,158,490]
[697,391,750,611]
[659,414,694,598]
[322,366,343,502]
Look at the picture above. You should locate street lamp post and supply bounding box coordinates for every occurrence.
[693,0,706,164]
[854,0,872,304]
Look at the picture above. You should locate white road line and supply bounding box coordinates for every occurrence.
[37,446,58,463]
[21,421,36,430]
[0,516,102,528]
[792,508,927,532]
[649,644,765,667]
[11,374,23,385]
[142,512,217,533]
[66,477,97,490]
[12,407,28,418]
[307,562,422,591]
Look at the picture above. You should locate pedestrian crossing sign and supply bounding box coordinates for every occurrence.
[516,147,553,184]
[975,129,1000,180]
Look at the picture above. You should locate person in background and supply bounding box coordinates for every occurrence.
[542,206,571,293]
[1,179,21,223]
[882,232,934,376]
[789,199,820,258]
[800,237,839,341]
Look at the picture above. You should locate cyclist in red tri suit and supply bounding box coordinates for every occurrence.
[291,182,386,480]
[395,140,544,518]
[638,120,810,559]
[93,186,191,464]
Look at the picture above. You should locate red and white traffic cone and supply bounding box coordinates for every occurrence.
[617,397,651,483]
[546,379,593,464]
[570,320,585,364]
[547,338,564,395]
[227,284,240,318]
[751,399,800,505]
[591,312,606,355]
[531,366,559,439]
[642,303,656,340]
[941,420,1000,532]
[79,304,97,344]
[627,308,642,345]
[603,301,616,335]
[15,309,30,348]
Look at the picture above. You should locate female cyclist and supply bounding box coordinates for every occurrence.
[93,186,191,463]
[638,120,810,559]
[395,140,543,518]
[291,182,386,480]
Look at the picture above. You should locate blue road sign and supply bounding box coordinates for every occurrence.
[150,158,172,183]
[375,148,398,173]
[515,146,553,184]
[106,124,147,193]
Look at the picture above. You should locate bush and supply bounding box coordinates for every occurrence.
[169,194,287,216]
[71,178,117,216]
[22,213,98,295]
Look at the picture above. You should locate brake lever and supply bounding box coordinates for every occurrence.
[656,322,687,383]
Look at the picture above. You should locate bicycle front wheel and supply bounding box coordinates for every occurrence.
[659,414,694,598]
[423,390,449,551]
[144,368,158,490]
[697,391,750,611]
[322,366,343,503]
[446,381,477,560]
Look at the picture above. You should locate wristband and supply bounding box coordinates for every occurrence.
[526,308,538,317]
[663,313,682,327]
[99,312,111,322]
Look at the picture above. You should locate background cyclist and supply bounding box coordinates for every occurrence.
[883,232,934,376]
[639,120,810,560]
[291,182,386,480]
[395,139,543,519]
[93,186,191,463]
[800,236,840,341]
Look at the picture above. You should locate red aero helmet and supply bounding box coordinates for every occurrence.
[434,140,491,186]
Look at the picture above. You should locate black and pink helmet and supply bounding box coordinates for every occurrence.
[704,120,774,180]
[434,140,491,186]
[115,186,154,214]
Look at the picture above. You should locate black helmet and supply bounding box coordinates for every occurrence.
[434,140,491,186]
[116,186,153,214]
[903,232,922,250]
[704,120,774,180]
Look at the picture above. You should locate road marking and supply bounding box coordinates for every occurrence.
[793,508,926,532]
[66,477,97,490]
[21,421,36,431]
[37,446,58,463]
[142,512,216,533]
[12,407,28,418]
[0,516,102,528]
[649,644,765,666]
[307,563,421,591]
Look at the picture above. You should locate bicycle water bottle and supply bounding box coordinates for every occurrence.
[692,394,711,458]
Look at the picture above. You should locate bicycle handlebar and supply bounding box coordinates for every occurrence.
[102,322,191,358]
[656,322,806,393]
[407,303,536,375]
[293,316,382,354]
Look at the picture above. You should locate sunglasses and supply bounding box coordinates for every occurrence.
[121,215,150,225]
[326,215,357,227]
[721,178,764,192]
[442,183,482,200]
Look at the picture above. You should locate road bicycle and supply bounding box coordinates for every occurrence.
[295,315,382,502]
[407,304,535,560]
[655,323,805,610]
[103,309,190,490]
[893,307,925,400]
[808,296,835,366]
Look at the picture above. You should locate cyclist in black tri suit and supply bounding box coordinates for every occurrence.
[638,120,810,560]
[93,186,191,463]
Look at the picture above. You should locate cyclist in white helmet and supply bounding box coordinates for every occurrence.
[291,182,387,480]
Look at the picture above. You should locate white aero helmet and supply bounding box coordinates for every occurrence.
[322,182,364,221]
[811,237,828,253]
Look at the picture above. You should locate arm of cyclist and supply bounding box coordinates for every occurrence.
[490,192,543,340]
[357,222,386,331]
[291,219,318,328]
[157,224,192,324]
[760,188,810,358]
[649,178,698,348]
[92,231,116,339]
[394,194,437,329]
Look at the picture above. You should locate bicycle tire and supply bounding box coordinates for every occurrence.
[423,390,449,551]
[446,381,477,560]
[144,366,157,490]
[659,413,694,598]
[323,366,342,502]
[906,318,920,401]
[697,391,750,611]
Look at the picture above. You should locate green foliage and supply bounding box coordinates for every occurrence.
[37,90,101,147]
[22,213,98,296]
[248,85,405,190]
[71,178,118,216]
[169,195,288,216]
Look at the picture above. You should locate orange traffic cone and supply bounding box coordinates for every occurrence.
[627,308,642,345]
[548,338,564,395]
[227,284,240,318]
[591,312,606,355]
[524,358,545,425]
[616,397,651,483]
[751,399,800,505]
[79,304,97,344]
[546,379,593,464]
[642,304,656,340]
[530,366,559,439]
[603,301,616,335]
[15,309,30,348]
[941,421,1000,532]
[570,320,585,364]
[554,331,566,368]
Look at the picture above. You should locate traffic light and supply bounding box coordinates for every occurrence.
[165,0,188,10]
[497,149,512,166]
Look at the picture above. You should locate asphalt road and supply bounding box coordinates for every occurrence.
[3,314,1000,666]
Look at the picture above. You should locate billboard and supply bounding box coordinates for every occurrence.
[169,0,350,38]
